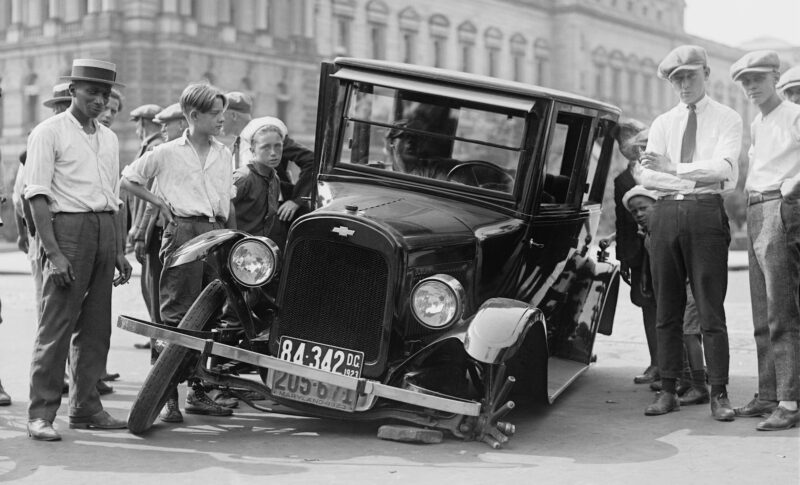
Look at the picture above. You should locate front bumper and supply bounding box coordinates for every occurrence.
[117,315,481,417]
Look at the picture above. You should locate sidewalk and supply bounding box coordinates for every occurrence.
[0,239,749,275]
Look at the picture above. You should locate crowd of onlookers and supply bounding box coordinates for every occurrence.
[0,44,799,442]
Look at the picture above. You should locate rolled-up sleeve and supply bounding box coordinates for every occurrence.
[23,125,57,202]
[122,146,159,186]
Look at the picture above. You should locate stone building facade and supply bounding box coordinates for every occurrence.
[1,0,798,240]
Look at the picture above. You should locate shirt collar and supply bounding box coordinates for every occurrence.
[247,162,276,180]
[678,94,709,114]
[65,110,99,132]
[176,129,224,148]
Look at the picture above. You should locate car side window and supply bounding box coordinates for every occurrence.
[542,111,593,206]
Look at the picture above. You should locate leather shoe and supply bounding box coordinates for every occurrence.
[159,398,184,423]
[69,410,127,429]
[101,372,120,382]
[634,365,659,384]
[0,380,10,406]
[710,393,735,421]
[208,389,239,409]
[185,389,233,416]
[96,380,114,395]
[645,392,680,416]
[27,419,61,441]
[735,393,778,417]
[676,380,692,397]
[679,386,709,405]
[649,380,662,392]
[756,406,800,431]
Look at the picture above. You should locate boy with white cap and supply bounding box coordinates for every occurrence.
[731,50,800,430]
[639,45,742,421]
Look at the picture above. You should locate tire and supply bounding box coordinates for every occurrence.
[127,280,227,434]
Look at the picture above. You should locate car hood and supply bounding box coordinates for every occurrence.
[316,181,520,250]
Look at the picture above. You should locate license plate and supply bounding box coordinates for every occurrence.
[271,337,364,412]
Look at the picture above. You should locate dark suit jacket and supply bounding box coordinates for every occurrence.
[613,168,642,269]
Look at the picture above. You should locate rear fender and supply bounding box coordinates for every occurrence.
[463,298,544,364]
[165,229,248,268]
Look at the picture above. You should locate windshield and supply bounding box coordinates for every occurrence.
[336,84,528,195]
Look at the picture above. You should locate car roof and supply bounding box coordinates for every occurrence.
[334,57,621,115]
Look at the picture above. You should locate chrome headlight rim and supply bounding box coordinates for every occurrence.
[227,236,281,288]
[410,274,466,330]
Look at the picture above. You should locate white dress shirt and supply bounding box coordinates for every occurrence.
[640,95,742,194]
[745,100,800,193]
[24,111,121,212]
[122,130,234,220]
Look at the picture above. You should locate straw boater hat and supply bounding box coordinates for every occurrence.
[60,59,125,87]
[42,82,71,108]
[778,65,800,93]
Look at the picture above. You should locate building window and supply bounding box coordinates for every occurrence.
[484,27,503,78]
[487,48,499,77]
[457,21,476,73]
[335,16,351,55]
[510,33,527,82]
[432,36,445,68]
[534,38,550,86]
[401,31,416,63]
[277,80,289,126]
[369,24,386,60]
[24,73,39,131]
[595,64,605,98]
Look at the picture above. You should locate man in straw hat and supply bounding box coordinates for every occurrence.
[42,82,72,114]
[23,59,131,440]
[730,50,800,430]
[638,45,742,421]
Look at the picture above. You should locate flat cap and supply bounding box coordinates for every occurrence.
[225,91,253,114]
[730,50,780,82]
[153,103,185,124]
[622,185,659,210]
[129,104,162,121]
[657,45,708,80]
[778,65,800,92]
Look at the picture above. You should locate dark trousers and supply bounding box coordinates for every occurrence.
[144,225,163,323]
[159,218,223,327]
[649,197,730,385]
[28,212,116,421]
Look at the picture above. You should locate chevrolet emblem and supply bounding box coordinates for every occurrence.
[331,226,355,237]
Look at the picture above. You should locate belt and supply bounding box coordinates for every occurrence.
[173,215,224,224]
[747,190,782,206]
[659,193,721,201]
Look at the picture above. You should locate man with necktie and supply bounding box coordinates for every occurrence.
[222,91,253,169]
[638,45,742,421]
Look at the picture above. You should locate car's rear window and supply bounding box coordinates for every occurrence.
[336,83,529,195]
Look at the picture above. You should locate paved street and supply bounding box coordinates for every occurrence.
[0,248,797,484]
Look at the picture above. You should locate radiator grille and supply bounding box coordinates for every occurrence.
[278,238,389,363]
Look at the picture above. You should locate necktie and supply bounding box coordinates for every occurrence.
[680,104,696,164]
[232,136,240,168]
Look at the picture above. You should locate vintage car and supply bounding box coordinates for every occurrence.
[118,57,621,448]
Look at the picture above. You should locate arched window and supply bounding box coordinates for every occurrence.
[398,7,420,64]
[534,38,550,86]
[457,21,476,73]
[510,33,527,82]
[333,0,356,56]
[366,1,389,60]
[429,14,450,68]
[592,47,608,98]
[484,27,502,77]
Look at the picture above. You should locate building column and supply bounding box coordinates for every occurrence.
[254,0,268,31]
[87,0,100,14]
[11,0,21,24]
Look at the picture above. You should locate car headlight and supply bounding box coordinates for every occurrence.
[228,237,281,287]
[411,274,466,329]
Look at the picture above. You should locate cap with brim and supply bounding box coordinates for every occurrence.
[622,185,659,210]
[225,91,253,114]
[241,116,288,144]
[778,65,800,92]
[730,50,780,82]
[129,104,163,121]
[658,45,708,80]
[60,58,125,87]
[153,103,185,124]
[42,82,71,108]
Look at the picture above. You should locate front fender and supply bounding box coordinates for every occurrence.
[463,298,544,364]
[166,229,249,268]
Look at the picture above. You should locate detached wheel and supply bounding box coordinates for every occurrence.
[127,280,226,434]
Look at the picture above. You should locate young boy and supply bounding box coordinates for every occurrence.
[232,117,288,247]
[121,82,236,422]
[778,66,800,105]
[731,50,800,430]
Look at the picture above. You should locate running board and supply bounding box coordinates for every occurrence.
[547,357,589,403]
